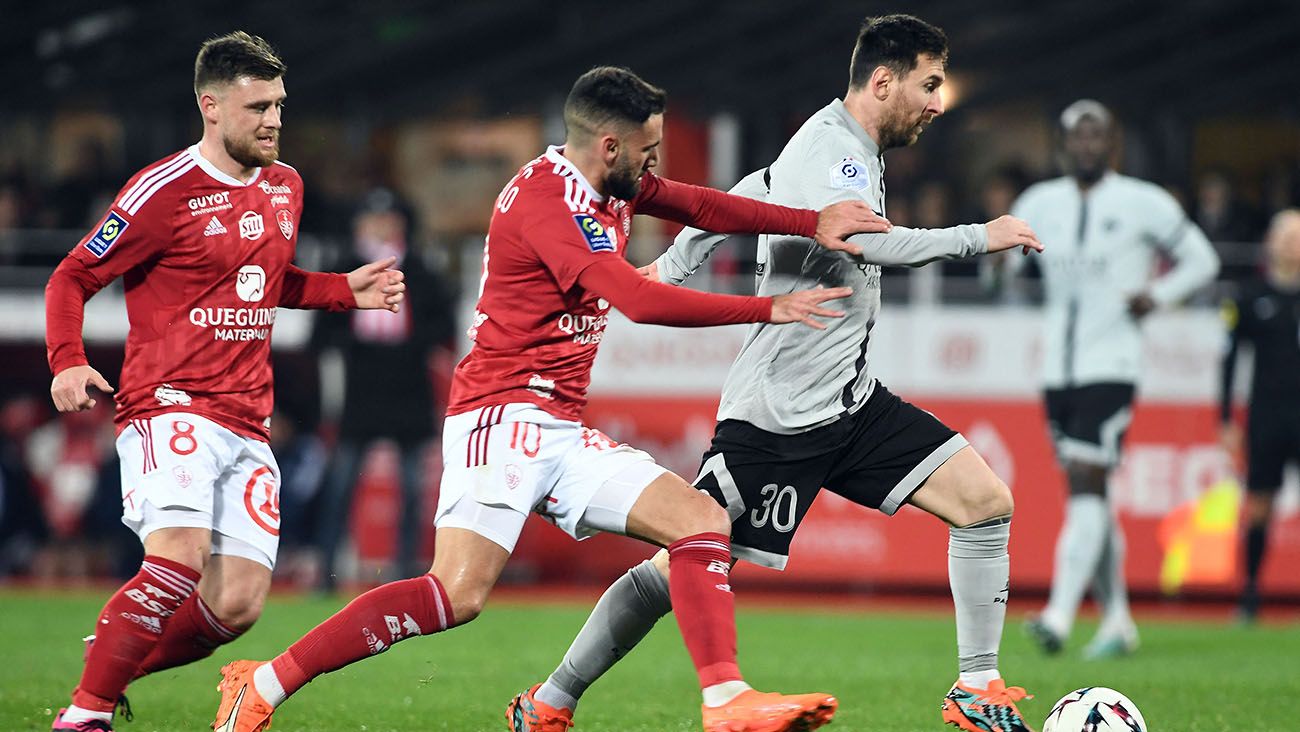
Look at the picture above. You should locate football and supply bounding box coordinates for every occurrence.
[1042,687,1147,732]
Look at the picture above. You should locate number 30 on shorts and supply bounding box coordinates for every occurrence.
[696,453,797,533]
[169,420,198,456]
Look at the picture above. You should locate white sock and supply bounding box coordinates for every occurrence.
[1042,494,1108,636]
[949,518,1011,685]
[253,662,288,707]
[534,681,578,713]
[60,706,113,725]
[959,669,1002,689]
[702,680,752,707]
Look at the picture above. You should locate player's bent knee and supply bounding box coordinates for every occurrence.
[686,497,731,537]
[212,592,266,630]
[952,477,1014,528]
[984,478,1015,519]
[440,582,491,626]
[142,526,213,572]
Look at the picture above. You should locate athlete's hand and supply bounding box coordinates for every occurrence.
[815,201,891,256]
[770,286,853,330]
[1127,292,1157,320]
[636,262,659,282]
[985,215,1043,256]
[50,364,114,413]
[349,256,406,312]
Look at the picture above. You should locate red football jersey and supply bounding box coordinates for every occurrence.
[447,146,816,422]
[449,147,627,421]
[46,145,351,441]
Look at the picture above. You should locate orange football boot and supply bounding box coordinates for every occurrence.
[505,684,574,731]
[213,661,275,732]
[941,678,1034,732]
[702,689,838,732]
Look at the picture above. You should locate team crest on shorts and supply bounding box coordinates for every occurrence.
[504,464,522,490]
[276,209,294,239]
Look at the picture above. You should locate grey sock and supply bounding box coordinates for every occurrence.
[535,559,672,711]
[948,517,1011,677]
[1042,494,1108,636]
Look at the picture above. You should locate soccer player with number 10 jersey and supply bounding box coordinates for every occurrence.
[211,66,888,732]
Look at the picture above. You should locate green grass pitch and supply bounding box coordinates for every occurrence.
[1,591,1296,731]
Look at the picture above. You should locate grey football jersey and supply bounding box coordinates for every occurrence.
[1010,172,1220,388]
[655,99,988,434]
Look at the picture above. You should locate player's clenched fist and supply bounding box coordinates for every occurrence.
[50,364,114,413]
[770,286,854,330]
[815,200,892,256]
[985,215,1043,255]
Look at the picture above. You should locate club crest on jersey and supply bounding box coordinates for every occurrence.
[84,211,129,258]
[239,211,264,240]
[276,209,294,239]
[830,157,870,190]
[573,214,617,253]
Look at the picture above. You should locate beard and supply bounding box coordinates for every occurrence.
[878,101,929,150]
[606,152,644,200]
[224,130,278,169]
[1071,160,1106,186]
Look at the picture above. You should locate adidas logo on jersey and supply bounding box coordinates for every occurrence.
[204,216,228,237]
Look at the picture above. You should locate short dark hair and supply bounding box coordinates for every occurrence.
[194,31,286,95]
[848,14,948,89]
[564,66,667,141]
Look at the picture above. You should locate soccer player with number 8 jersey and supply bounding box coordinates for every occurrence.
[43,32,406,731]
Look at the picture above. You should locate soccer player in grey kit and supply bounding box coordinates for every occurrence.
[506,15,1044,732]
[1011,101,1219,658]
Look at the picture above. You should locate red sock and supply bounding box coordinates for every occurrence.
[71,556,200,711]
[668,532,741,688]
[270,574,453,697]
[134,593,241,679]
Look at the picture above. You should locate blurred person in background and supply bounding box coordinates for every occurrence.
[0,396,50,577]
[266,406,327,585]
[1,174,36,266]
[976,167,1035,299]
[1196,168,1265,284]
[44,139,122,232]
[42,31,405,731]
[311,188,457,592]
[24,398,118,578]
[1009,99,1220,659]
[1219,209,1300,623]
[1195,168,1262,244]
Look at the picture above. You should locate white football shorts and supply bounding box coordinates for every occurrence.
[116,412,281,569]
[435,403,668,552]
